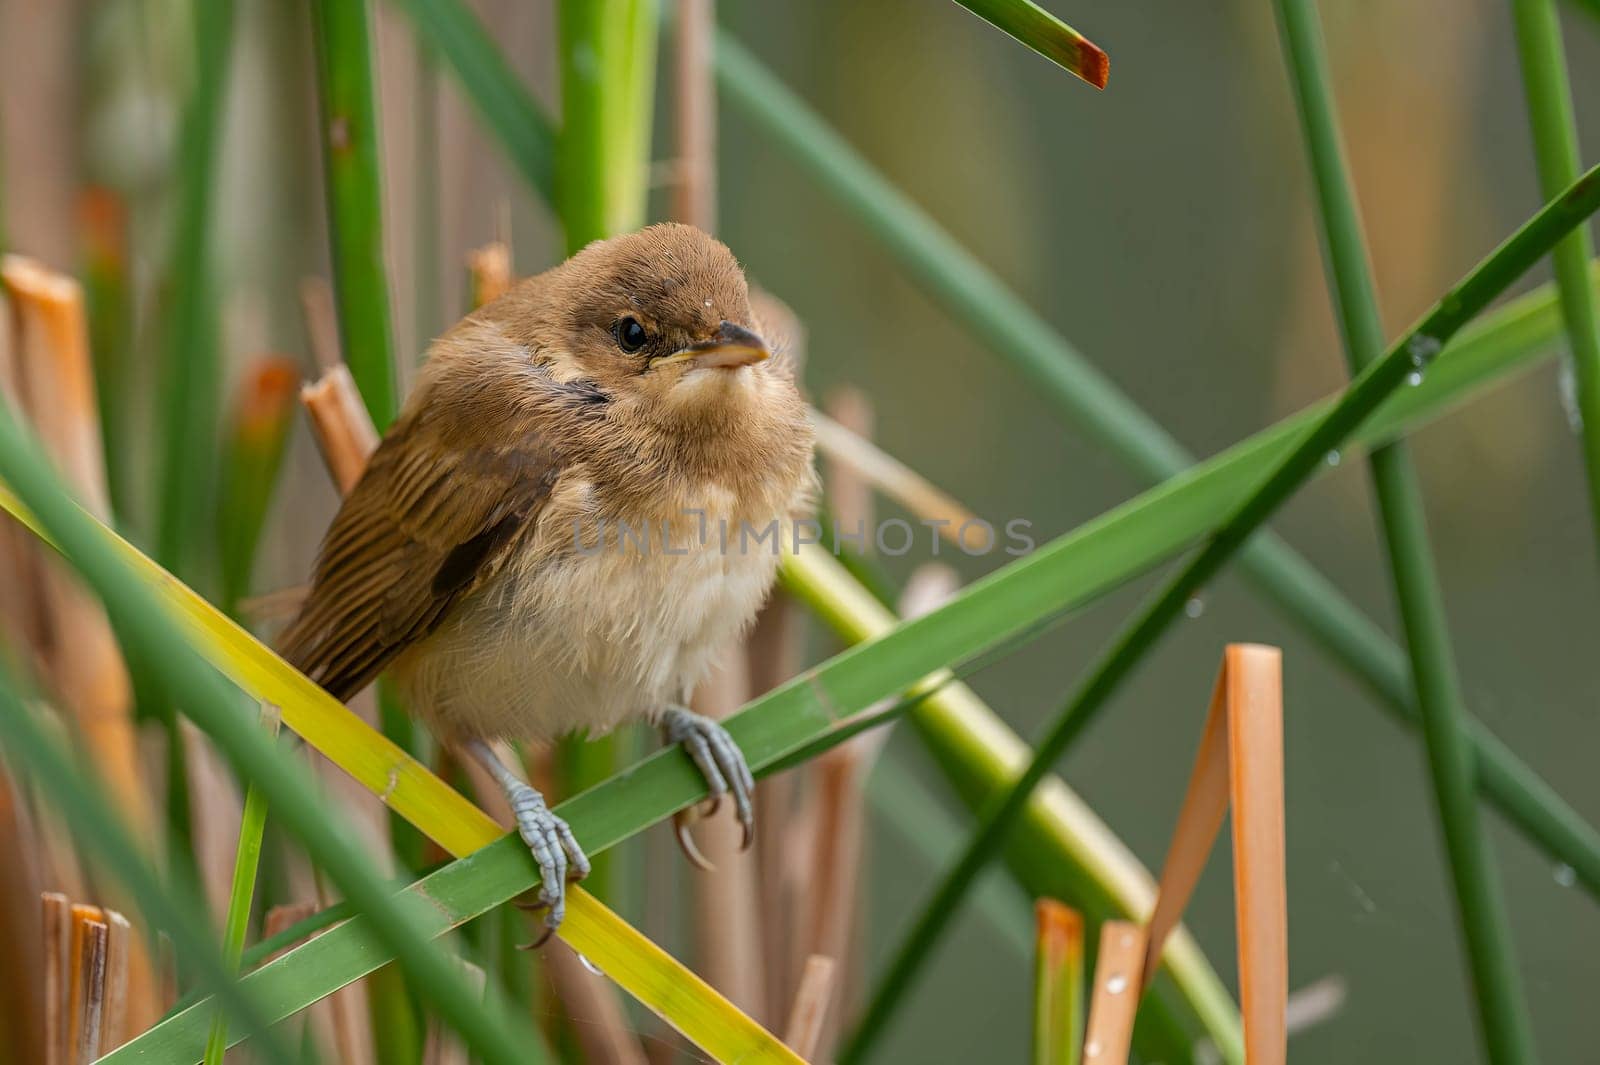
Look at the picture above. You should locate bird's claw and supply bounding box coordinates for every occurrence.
[673,809,716,871]
[662,705,755,858]
[507,781,589,935]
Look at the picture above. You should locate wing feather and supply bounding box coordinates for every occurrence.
[280,409,563,703]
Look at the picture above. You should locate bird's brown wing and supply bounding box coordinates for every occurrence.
[279,417,563,703]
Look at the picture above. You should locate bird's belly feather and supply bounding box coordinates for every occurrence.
[394,514,789,743]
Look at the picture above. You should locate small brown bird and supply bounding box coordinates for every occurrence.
[281,224,815,930]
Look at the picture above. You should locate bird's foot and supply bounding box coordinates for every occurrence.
[506,780,589,939]
[661,705,755,866]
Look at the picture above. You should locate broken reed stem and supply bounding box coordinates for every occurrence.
[467,242,513,308]
[781,954,836,1061]
[302,365,381,494]
[1033,900,1084,1065]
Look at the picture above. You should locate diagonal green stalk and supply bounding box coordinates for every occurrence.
[1510,0,1600,557]
[310,0,399,428]
[0,674,299,1065]
[1275,2,1537,1059]
[841,163,1600,1063]
[110,269,1600,1062]
[0,411,553,1065]
[708,32,1600,896]
[946,0,1108,88]
[203,709,282,1065]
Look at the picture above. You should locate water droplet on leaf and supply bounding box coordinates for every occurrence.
[1185,596,1205,619]
[1554,863,1577,888]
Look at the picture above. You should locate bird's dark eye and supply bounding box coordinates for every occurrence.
[613,317,649,354]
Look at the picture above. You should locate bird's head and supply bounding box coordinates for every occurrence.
[532,223,779,419]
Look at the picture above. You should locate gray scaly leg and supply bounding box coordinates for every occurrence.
[463,738,589,936]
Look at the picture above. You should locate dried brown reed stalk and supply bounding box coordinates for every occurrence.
[781,954,836,1060]
[467,242,514,308]
[1,256,160,1032]
[300,277,345,373]
[687,649,767,1017]
[742,289,810,1025]
[422,959,487,1065]
[671,0,716,233]
[809,405,980,550]
[1083,921,1144,1064]
[180,720,245,918]
[0,258,153,843]
[302,364,380,495]
[545,942,651,1065]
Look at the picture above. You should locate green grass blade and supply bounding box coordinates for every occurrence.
[0,674,299,1065]
[1276,2,1538,1059]
[155,0,235,584]
[0,411,553,1065]
[710,32,1600,896]
[946,0,1108,88]
[1511,0,1600,557]
[101,271,1597,1060]
[310,0,399,428]
[390,0,556,203]
[842,162,1600,1063]
[203,709,281,1065]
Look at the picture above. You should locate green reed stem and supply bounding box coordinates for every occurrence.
[842,161,1600,1064]
[1276,2,1538,1060]
[310,0,399,428]
[1511,0,1600,559]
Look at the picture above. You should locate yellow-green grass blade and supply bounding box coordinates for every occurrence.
[0,481,799,1059]
[90,257,1581,1063]
[947,0,1108,88]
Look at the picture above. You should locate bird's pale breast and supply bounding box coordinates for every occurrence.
[391,473,800,743]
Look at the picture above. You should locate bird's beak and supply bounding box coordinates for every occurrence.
[652,321,770,370]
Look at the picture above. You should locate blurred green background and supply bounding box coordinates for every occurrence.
[4,0,1598,1060]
